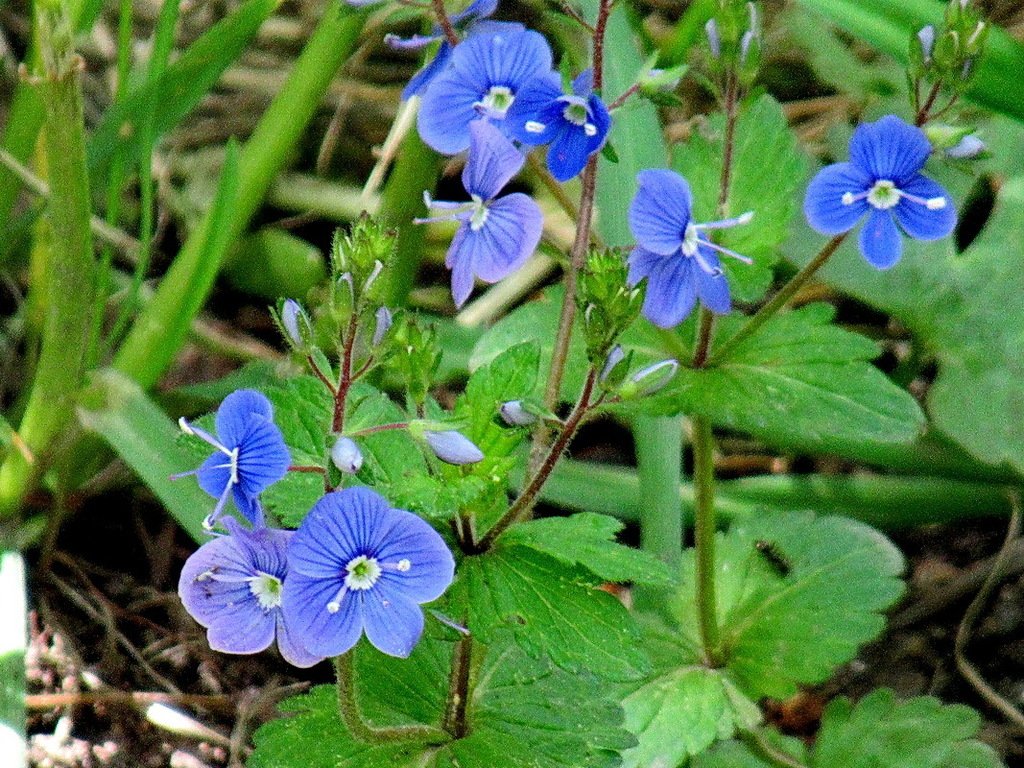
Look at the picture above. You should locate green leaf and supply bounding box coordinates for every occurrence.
[670,512,905,700]
[470,287,589,402]
[814,689,1004,768]
[622,667,750,768]
[0,551,26,759]
[461,342,538,459]
[644,303,925,453]
[789,175,1024,476]
[88,0,278,180]
[796,0,1024,125]
[263,375,333,465]
[250,635,634,768]
[456,545,651,681]
[693,733,809,768]
[672,95,809,301]
[77,369,210,541]
[502,513,672,585]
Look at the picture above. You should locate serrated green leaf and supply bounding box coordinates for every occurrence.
[461,343,538,459]
[671,513,905,700]
[470,287,589,402]
[814,689,1004,768]
[345,383,427,486]
[457,546,651,681]
[672,95,809,301]
[642,303,925,453]
[692,733,809,768]
[262,375,333,466]
[502,513,672,585]
[250,635,634,768]
[789,175,1024,477]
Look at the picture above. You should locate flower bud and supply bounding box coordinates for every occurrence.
[945,133,985,159]
[917,24,936,61]
[331,436,364,474]
[424,430,484,465]
[372,306,393,347]
[499,400,537,427]
[599,345,627,387]
[278,299,313,350]
[619,359,679,399]
[705,18,721,58]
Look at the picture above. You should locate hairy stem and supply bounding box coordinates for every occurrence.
[706,233,847,366]
[442,633,473,738]
[479,369,598,551]
[0,1,96,519]
[332,311,360,434]
[430,0,459,46]
[334,653,447,744]
[692,415,723,666]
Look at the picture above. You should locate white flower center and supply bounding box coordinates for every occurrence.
[247,572,283,610]
[562,100,588,126]
[842,180,947,212]
[865,179,900,210]
[477,85,515,118]
[469,194,489,231]
[344,555,381,591]
[681,223,700,257]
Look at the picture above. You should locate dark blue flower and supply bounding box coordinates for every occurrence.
[417,23,553,154]
[176,390,291,530]
[803,115,956,269]
[416,120,543,306]
[282,488,455,658]
[386,0,500,100]
[178,518,322,668]
[507,69,611,182]
[627,169,753,328]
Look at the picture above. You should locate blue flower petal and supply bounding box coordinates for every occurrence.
[386,32,443,51]
[281,571,364,657]
[694,248,731,314]
[506,73,563,145]
[463,121,525,200]
[233,417,291,495]
[445,192,542,307]
[215,389,274,448]
[178,534,253,627]
[803,161,872,235]
[859,208,903,269]
[450,0,499,25]
[849,115,931,184]
[547,124,591,182]
[638,251,698,328]
[196,453,231,500]
[231,487,264,527]
[401,41,452,100]
[572,68,594,96]
[288,489,392,577]
[626,246,661,287]
[629,169,692,255]
[418,70,489,154]
[585,94,611,156]
[361,590,424,658]
[374,510,456,602]
[275,612,323,668]
[893,174,956,241]
[207,604,276,654]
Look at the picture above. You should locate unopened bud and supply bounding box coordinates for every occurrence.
[280,299,310,348]
[424,430,484,465]
[945,133,985,159]
[499,400,537,427]
[917,24,936,61]
[373,306,393,347]
[599,345,627,387]
[705,18,721,58]
[620,359,679,398]
[331,436,363,474]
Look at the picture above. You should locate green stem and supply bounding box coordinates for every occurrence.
[112,6,367,389]
[707,233,847,366]
[333,652,447,745]
[0,1,96,519]
[631,415,684,612]
[692,416,723,666]
[441,633,472,738]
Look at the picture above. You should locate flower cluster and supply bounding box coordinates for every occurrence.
[177,392,457,664]
[412,21,612,307]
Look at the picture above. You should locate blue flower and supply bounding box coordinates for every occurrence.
[507,69,611,182]
[417,23,553,154]
[416,120,543,307]
[178,518,322,668]
[386,0,500,100]
[627,169,753,328]
[282,488,456,658]
[803,115,956,269]
[176,390,291,530]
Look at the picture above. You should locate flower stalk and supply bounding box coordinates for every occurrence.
[692,415,724,667]
[0,0,96,519]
